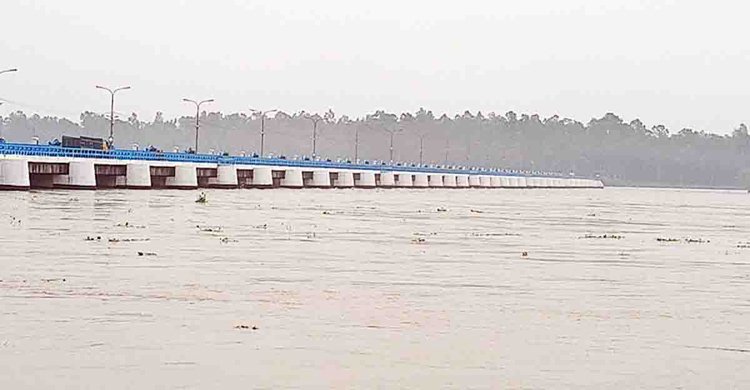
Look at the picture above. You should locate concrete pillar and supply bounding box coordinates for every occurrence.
[208,165,238,188]
[518,177,528,188]
[355,172,376,188]
[500,177,512,188]
[396,173,414,187]
[428,174,444,188]
[281,168,303,188]
[468,175,481,187]
[126,163,152,188]
[166,165,198,189]
[252,167,273,187]
[379,172,396,187]
[413,173,429,188]
[52,160,96,189]
[333,171,355,188]
[443,175,457,188]
[0,159,30,190]
[479,176,492,188]
[456,175,470,188]
[310,170,331,188]
[596,180,604,188]
[490,176,502,188]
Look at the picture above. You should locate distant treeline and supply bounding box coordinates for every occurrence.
[1,108,749,188]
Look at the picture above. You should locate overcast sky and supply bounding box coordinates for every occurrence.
[1,0,748,133]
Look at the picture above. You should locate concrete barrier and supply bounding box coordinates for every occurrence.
[333,171,355,188]
[428,174,444,188]
[166,165,198,189]
[456,175,470,187]
[443,174,457,187]
[396,173,414,187]
[251,167,273,187]
[310,170,331,188]
[413,174,429,188]
[281,168,303,188]
[0,158,31,190]
[379,172,396,187]
[126,163,152,188]
[355,172,376,188]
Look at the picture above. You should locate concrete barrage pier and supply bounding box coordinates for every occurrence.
[0,143,604,190]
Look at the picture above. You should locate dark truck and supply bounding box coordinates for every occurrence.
[62,136,106,150]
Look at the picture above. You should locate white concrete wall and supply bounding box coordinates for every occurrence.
[53,160,96,189]
[281,168,303,187]
[490,176,502,188]
[126,163,152,188]
[165,165,198,189]
[479,176,492,188]
[396,173,414,187]
[334,171,355,188]
[379,172,396,187]
[456,175,470,187]
[310,170,331,187]
[443,175,457,187]
[355,172,376,187]
[251,167,273,187]
[468,175,481,187]
[0,158,31,189]
[413,174,429,188]
[208,165,238,188]
[428,174,444,187]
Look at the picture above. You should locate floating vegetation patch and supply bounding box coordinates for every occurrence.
[657,237,711,244]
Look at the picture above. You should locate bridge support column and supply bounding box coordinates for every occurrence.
[310,170,331,188]
[355,172,376,188]
[166,165,198,189]
[126,163,152,189]
[251,167,273,187]
[500,177,512,188]
[209,165,238,188]
[0,159,30,190]
[428,174,444,188]
[413,173,429,188]
[396,173,413,187]
[333,171,354,188]
[479,176,492,188]
[456,175,470,188]
[443,175,457,188]
[281,169,303,188]
[53,160,96,189]
[379,172,395,187]
[490,176,502,188]
[468,175,481,187]
[518,177,528,188]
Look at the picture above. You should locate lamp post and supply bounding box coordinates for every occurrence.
[249,108,277,157]
[96,85,131,146]
[182,98,214,153]
[382,126,402,163]
[418,133,428,165]
[304,113,322,157]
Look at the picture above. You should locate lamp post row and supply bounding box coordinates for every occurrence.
[3,68,437,163]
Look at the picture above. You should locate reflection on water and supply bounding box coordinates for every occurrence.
[1,187,749,389]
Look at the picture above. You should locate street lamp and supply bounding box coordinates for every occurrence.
[96,85,131,146]
[183,98,214,153]
[0,68,18,76]
[382,126,402,163]
[304,113,322,158]
[418,133,428,165]
[249,108,277,157]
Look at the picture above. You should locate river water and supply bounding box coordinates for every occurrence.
[1,187,749,389]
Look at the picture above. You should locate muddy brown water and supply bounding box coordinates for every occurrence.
[1,187,749,389]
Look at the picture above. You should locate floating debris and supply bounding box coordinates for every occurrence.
[8,216,21,226]
[85,236,102,242]
[436,207,448,212]
[116,222,146,229]
[195,192,207,204]
[220,237,239,244]
[470,209,484,214]
[411,237,427,244]
[657,237,710,244]
[197,225,223,233]
[580,234,624,240]
[234,325,258,330]
[522,251,528,257]
[470,232,521,237]
[108,238,151,243]
[252,224,268,230]
[41,278,66,282]
[656,238,680,243]
[137,251,157,257]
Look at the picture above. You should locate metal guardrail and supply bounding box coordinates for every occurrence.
[0,142,570,178]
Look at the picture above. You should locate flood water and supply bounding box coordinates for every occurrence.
[1,187,749,389]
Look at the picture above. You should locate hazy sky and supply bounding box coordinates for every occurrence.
[1,0,748,133]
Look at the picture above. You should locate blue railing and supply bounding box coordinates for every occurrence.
[0,142,567,178]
